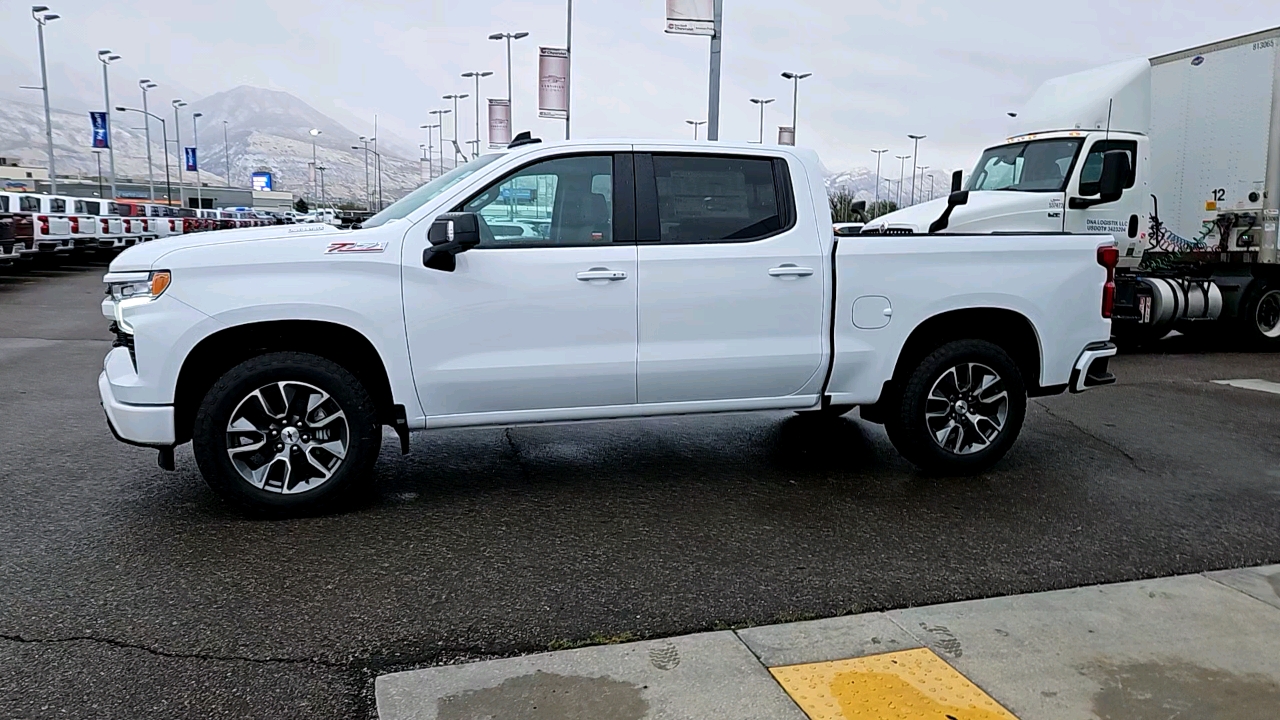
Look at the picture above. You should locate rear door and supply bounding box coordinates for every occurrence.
[633,149,826,404]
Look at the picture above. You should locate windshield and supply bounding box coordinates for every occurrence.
[966,139,1082,193]
[361,154,505,228]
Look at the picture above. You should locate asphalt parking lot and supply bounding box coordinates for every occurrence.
[3,258,1280,719]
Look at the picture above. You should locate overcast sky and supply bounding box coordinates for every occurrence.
[0,0,1272,172]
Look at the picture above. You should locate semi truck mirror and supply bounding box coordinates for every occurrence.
[951,170,963,193]
[1098,151,1130,203]
[928,190,971,233]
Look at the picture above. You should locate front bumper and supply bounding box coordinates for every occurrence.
[99,353,175,446]
[1070,342,1118,393]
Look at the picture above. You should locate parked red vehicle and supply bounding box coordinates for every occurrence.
[0,193,36,260]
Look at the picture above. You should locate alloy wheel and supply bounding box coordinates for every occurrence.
[925,363,1009,455]
[1255,290,1280,339]
[225,381,349,494]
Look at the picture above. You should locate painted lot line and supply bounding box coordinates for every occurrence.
[1213,378,1280,394]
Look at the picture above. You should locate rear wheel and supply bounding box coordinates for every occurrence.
[1240,280,1280,350]
[192,352,381,514]
[884,340,1026,474]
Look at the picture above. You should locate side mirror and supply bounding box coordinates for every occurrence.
[423,212,482,271]
[927,190,970,234]
[951,170,963,193]
[1098,150,1129,203]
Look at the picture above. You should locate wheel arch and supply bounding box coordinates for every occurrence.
[173,320,396,445]
[890,307,1044,397]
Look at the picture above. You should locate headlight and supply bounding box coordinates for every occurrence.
[104,270,171,301]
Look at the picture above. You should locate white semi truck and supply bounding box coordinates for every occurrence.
[865,26,1280,347]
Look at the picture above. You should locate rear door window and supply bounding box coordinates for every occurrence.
[648,154,792,243]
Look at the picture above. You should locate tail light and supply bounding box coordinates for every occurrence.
[169,219,177,232]
[70,217,80,233]
[101,218,109,233]
[1097,244,1119,319]
[38,215,49,235]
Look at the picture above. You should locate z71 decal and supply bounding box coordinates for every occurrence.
[325,241,388,254]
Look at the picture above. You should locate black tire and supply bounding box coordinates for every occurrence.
[883,339,1026,474]
[1237,279,1280,350]
[192,351,381,515]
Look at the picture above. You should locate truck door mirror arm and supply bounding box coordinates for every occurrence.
[423,212,483,272]
[1069,150,1130,210]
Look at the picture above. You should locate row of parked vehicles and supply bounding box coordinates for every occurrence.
[0,192,284,266]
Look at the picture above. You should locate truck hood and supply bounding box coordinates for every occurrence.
[862,191,1064,235]
[108,223,347,271]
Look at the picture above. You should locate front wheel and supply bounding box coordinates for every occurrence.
[884,340,1027,474]
[192,352,381,514]
[1239,280,1280,350]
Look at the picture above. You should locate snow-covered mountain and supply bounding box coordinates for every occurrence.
[0,86,437,205]
[824,166,962,207]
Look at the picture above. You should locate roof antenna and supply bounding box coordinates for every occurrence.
[1104,98,1113,141]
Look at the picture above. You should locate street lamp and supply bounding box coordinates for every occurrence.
[308,128,321,205]
[430,109,452,170]
[192,112,204,209]
[461,71,493,159]
[895,154,911,207]
[97,50,121,198]
[915,165,929,206]
[907,134,926,205]
[686,119,707,140]
[417,124,442,181]
[870,149,888,208]
[117,105,172,204]
[442,95,468,164]
[26,7,60,193]
[749,98,775,144]
[91,150,104,198]
[488,32,529,123]
[316,165,327,211]
[139,80,157,200]
[356,135,372,208]
[172,100,187,207]
[780,71,812,144]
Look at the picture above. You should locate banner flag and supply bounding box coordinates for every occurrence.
[665,0,715,35]
[90,112,109,148]
[184,147,198,172]
[488,99,512,148]
[538,47,570,120]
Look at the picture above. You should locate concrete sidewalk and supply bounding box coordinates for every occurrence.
[376,564,1280,719]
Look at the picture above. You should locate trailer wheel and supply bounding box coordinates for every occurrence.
[884,340,1026,474]
[1239,280,1280,350]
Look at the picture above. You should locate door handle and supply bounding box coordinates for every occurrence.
[768,264,814,277]
[577,268,628,281]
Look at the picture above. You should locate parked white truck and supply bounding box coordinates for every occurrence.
[865,26,1280,347]
[99,138,1118,513]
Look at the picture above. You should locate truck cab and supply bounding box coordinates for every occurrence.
[69,198,104,249]
[20,194,73,253]
[0,193,36,258]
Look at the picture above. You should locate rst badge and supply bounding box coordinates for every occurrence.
[325,241,388,254]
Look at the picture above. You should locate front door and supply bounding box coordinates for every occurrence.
[1064,138,1143,258]
[404,152,638,418]
[634,151,827,404]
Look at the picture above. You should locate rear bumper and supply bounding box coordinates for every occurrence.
[1070,342,1118,393]
[99,360,175,447]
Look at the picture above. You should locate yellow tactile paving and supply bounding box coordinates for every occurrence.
[769,648,1019,720]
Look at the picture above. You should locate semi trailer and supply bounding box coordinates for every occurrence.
[864,26,1280,347]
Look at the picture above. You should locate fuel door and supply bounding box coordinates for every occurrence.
[853,295,893,329]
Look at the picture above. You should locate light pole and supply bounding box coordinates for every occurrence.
[97,50,120,198]
[357,135,372,207]
[308,128,321,206]
[91,150,104,198]
[418,144,428,182]
[418,125,441,180]
[431,109,452,170]
[915,165,929,206]
[488,32,528,122]
[28,7,60,193]
[461,71,493,159]
[749,98,774,144]
[316,165,327,211]
[192,112,203,209]
[928,173,936,201]
[781,71,812,145]
[140,80,157,200]
[871,148,888,208]
[907,134,926,205]
[117,106,172,204]
[895,154,911,208]
[686,120,707,140]
[442,95,467,164]
[565,0,573,140]
[222,120,230,186]
[172,99,187,207]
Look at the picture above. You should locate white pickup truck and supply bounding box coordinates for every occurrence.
[99,138,1118,513]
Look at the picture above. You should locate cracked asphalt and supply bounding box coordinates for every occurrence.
[4,258,1280,719]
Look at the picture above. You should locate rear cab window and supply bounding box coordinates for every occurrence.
[644,153,795,244]
[20,196,39,213]
[49,198,66,213]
